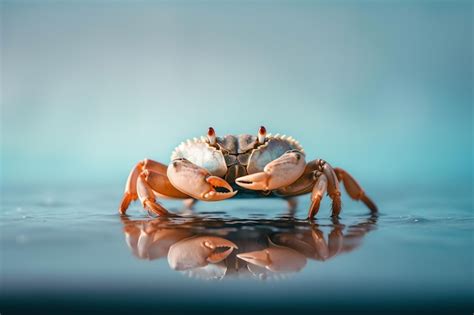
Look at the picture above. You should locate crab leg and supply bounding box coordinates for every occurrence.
[136,173,170,216]
[235,150,306,191]
[119,161,144,214]
[307,172,328,219]
[143,170,190,199]
[311,229,329,260]
[303,159,342,217]
[120,159,182,214]
[318,160,342,217]
[275,172,315,196]
[167,158,237,201]
[328,226,344,258]
[334,168,378,213]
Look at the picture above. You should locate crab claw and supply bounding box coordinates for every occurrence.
[235,150,306,191]
[168,236,238,271]
[237,240,306,273]
[167,158,237,201]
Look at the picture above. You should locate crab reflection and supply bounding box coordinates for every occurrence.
[121,214,377,280]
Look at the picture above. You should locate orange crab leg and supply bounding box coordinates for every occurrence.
[136,173,170,216]
[143,170,190,199]
[334,168,378,213]
[308,172,328,219]
[119,161,145,214]
[120,159,186,215]
[143,159,168,174]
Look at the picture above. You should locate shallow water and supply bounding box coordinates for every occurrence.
[1,185,473,314]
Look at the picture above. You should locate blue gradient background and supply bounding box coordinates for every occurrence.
[1,2,473,314]
[1,1,472,190]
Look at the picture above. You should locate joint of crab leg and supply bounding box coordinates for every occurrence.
[143,158,168,174]
[235,150,306,191]
[207,127,216,145]
[258,126,266,144]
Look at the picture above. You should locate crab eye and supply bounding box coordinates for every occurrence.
[258,126,266,144]
[207,127,217,145]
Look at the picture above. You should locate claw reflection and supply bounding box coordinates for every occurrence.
[121,214,377,280]
[237,239,307,273]
[168,236,238,270]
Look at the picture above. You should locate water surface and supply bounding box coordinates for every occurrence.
[1,185,472,314]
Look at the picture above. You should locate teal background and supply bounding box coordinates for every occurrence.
[1,1,472,191]
[1,2,472,314]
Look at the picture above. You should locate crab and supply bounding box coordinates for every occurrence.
[119,126,377,219]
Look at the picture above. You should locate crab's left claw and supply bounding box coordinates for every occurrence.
[235,150,306,191]
[237,242,307,273]
[168,158,237,201]
[168,236,238,271]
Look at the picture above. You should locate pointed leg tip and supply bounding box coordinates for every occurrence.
[144,200,169,217]
[308,197,321,219]
[119,194,134,214]
[361,195,378,213]
[330,195,342,217]
[369,204,378,213]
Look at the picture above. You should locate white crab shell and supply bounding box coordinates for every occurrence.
[170,134,304,178]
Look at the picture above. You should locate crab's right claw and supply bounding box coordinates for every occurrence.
[235,150,306,191]
[167,158,237,201]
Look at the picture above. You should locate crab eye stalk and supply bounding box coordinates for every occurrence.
[258,126,266,144]
[207,127,216,145]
